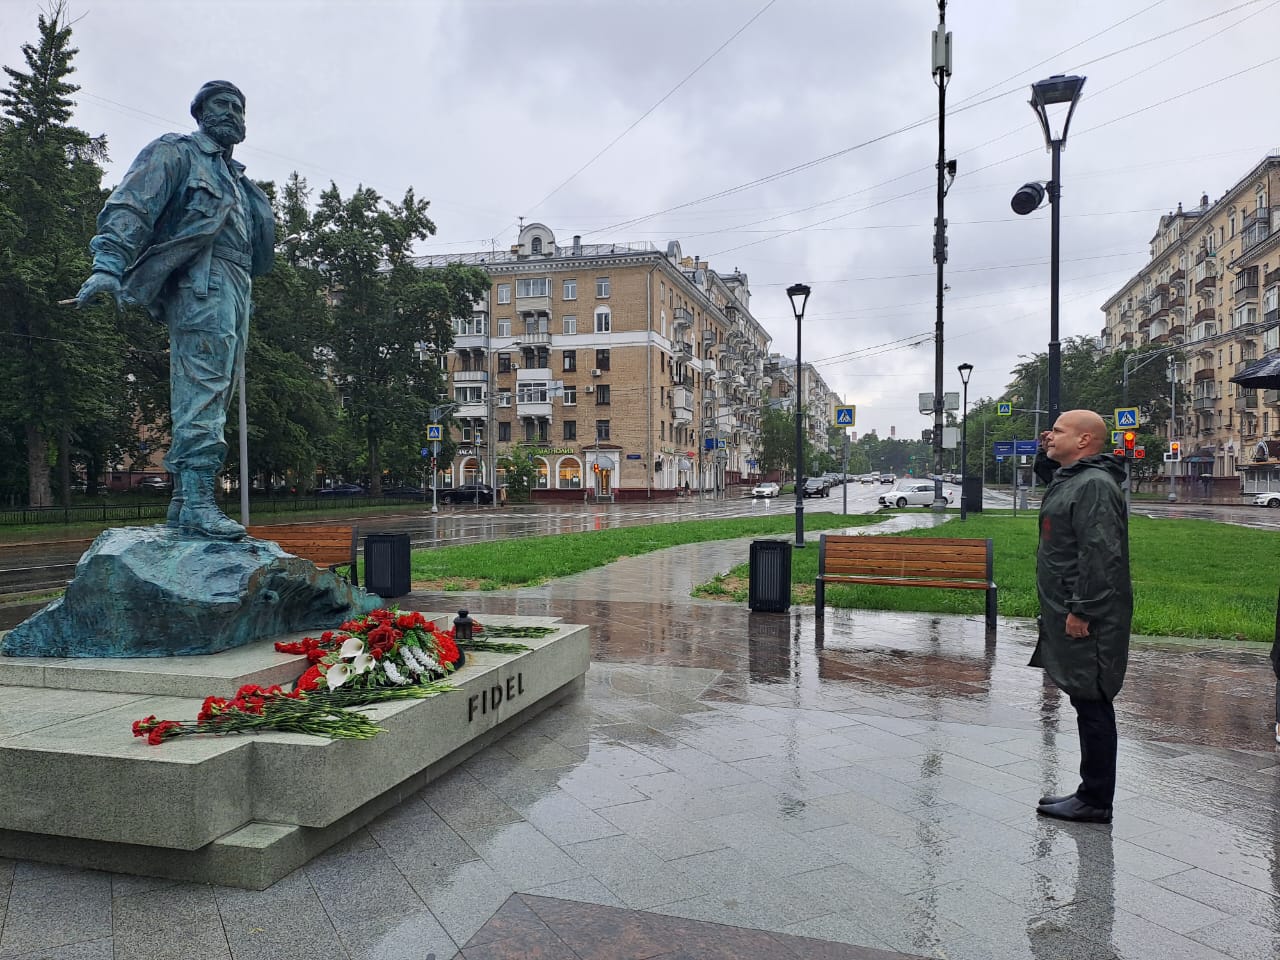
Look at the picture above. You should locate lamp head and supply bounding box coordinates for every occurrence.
[1011,181,1047,216]
[786,283,811,320]
[1029,74,1086,147]
[957,362,974,385]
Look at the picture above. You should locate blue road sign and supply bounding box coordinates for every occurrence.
[1114,407,1139,429]
[993,441,1015,457]
[420,447,430,457]
[835,405,855,426]
[427,424,443,441]
[1014,440,1039,456]
[997,402,1012,416]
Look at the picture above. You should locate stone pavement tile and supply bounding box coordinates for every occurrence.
[421,767,525,835]
[368,795,482,873]
[776,912,902,957]
[551,761,651,809]
[1155,867,1280,933]
[402,858,514,948]
[594,798,728,862]
[0,870,111,956]
[0,939,114,960]
[621,740,755,789]
[695,810,844,876]
[458,924,579,960]
[1186,916,1280,960]
[1103,912,1237,960]
[504,786,624,846]
[499,730,589,769]
[457,820,590,889]
[1124,823,1277,894]
[620,768,772,821]
[808,791,959,849]
[521,876,626,909]
[214,872,347,960]
[111,882,230,960]
[304,843,424,928]
[573,741,674,781]
[562,834,707,909]
[337,909,458,960]
[461,894,549,949]
[812,763,935,813]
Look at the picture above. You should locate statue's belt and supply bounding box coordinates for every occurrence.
[211,243,252,271]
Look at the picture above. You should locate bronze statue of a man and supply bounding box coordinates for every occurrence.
[77,81,274,539]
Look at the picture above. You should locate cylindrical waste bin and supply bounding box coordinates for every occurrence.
[962,476,984,514]
[364,533,411,598]
[748,539,792,612]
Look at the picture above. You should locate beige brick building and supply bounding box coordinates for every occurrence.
[420,223,838,500]
[1100,153,1280,488]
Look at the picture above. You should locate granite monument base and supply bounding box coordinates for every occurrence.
[0,614,589,889]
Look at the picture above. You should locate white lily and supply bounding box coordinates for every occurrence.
[351,653,376,675]
[339,637,365,659]
[325,661,353,689]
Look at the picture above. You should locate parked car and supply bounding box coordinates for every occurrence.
[801,477,829,498]
[821,473,843,488]
[438,483,495,505]
[137,475,172,493]
[1253,491,1280,508]
[316,482,366,497]
[879,482,954,508]
[751,481,781,498]
[381,484,424,499]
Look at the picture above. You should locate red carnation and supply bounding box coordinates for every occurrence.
[131,715,159,737]
[434,633,460,666]
[147,720,183,746]
[295,665,323,692]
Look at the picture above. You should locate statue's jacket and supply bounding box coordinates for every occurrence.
[90,129,274,315]
[1030,452,1133,701]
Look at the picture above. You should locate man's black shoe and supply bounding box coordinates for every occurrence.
[1036,796,1112,824]
[1039,792,1074,806]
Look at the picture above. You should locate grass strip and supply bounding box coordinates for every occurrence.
[410,513,883,589]
[693,512,1279,642]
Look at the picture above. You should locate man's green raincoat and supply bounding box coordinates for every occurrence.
[1030,452,1132,700]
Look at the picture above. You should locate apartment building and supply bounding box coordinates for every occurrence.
[763,355,839,449]
[1100,153,1280,486]
[418,224,777,500]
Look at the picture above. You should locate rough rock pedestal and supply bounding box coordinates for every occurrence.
[0,527,379,658]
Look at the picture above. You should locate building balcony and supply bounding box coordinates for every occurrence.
[517,401,553,418]
[1265,306,1279,328]
[1265,389,1280,405]
[1150,333,1169,344]
[1236,359,1259,374]
[1138,316,1152,331]
[1193,367,1216,382]
[672,306,693,329]
[1170,267,1186,282]
[671,386,693,424]
[1168,324,1186,338]
[1236,394,1259,411]
[1234,282,1259,303]
[1266,267,1280,287]
[1119,332,1134,344]
[456,402,487,419]
[1192,396,1216,411]
[1194,307,1215,324]
[1243,207,1270,230]
[453,370,489,384]
[518,330,552,347]
[514,295,551,313]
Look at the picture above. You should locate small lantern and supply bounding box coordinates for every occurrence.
[453,609,474,642]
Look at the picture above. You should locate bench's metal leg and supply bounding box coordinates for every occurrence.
[985,586,997,630]
[815,579,825,618]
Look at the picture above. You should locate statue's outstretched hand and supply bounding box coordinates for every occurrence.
[75,272,123,309]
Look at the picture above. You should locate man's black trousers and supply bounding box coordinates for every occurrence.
[1069,695,1117,808]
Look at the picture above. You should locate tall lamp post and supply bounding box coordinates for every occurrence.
[787,283,810,548]
[1011,73,1086,424]
[957,363,973,520]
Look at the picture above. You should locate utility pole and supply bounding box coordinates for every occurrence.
[930,0,954,511]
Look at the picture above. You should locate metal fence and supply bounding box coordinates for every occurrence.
[0,494,420,527]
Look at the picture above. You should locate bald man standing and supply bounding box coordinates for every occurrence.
[1031,409,1132,824]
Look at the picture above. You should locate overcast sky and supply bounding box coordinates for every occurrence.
[4,0,1278,439]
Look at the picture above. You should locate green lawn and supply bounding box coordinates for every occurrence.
[409,513,882,590]
[695,512,1279,643]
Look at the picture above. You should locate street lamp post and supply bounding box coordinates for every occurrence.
[958,362,973,520]
[787,283,810,548]
[1011,73,1086,424]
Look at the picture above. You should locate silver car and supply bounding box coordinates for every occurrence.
[1253,491,1280,508]
[879,481,954,508]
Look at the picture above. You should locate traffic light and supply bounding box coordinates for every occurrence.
[1123,431,1136,457]
[592,463,600,474]
[1169,441,1181,460]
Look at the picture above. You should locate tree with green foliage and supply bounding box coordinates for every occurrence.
[0,4,126,506]
[310,182,488,496]
[498,452,537,503]
[758,405,795,479]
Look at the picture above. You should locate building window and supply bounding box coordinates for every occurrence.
[563,350,577,372]
[531,237,542,254]
[596,385,611,405]
[562,386,577,406]
[516,277,549,298]
[498,422,511,442]
[595,306,611,333]
[562,315,576,335]
[498,353,511,373]
[563,279,577,300]
[564,420,577,441]
[596,276,610,298]
[595,420,610,441]
[454,385,483,405]
[497,284,511,304]
[559,459,582,489]
[596,349,610,370]
[497,318,511,337]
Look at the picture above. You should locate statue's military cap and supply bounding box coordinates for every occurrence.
[190,81,245,120]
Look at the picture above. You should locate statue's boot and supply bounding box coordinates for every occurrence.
[165,476,183,528]
[178,470,245,541]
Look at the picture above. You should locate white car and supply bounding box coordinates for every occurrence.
[1253,491,1280,508]
[879,481,954,508]
[752,481,781,498]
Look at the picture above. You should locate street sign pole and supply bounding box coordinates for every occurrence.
[431,440,441,513]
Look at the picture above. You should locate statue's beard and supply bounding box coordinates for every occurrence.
[202,116,245,147]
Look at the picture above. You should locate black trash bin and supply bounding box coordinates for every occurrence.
[364,533,411,598]
[962,476,984,514]
[748,539,792,613]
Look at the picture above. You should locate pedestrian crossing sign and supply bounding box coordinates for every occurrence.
[1114,407,1139,429]
[997,402,1012,416]
[426,424,443,441]
[835,405,855,426]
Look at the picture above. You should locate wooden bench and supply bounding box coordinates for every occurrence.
[247,524,359,587]
[815,534,997,629]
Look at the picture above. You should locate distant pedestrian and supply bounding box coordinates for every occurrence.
[1031,409,1133,824]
